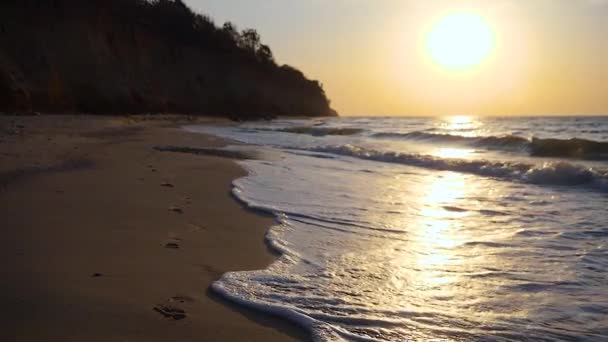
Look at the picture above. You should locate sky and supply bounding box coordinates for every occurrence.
[186,0,608,116]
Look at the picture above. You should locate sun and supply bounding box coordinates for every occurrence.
[426,12,495,70]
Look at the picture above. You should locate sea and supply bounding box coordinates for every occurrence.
[185,116,608,341]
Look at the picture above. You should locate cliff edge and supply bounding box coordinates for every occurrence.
[0,0,337,118]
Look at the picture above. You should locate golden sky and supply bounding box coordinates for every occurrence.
[189,0,608,116]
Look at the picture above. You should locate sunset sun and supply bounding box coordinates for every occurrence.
[426,12,495,69]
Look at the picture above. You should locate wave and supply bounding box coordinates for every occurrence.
[372,131,608,159]
[274,126,364,136]
[530,137,608,159]
[307,145,608,191]
[372,131,529,150]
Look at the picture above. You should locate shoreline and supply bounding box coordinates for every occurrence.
[0,115,308,341]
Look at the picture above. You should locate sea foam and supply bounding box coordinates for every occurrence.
[307,144,608,191]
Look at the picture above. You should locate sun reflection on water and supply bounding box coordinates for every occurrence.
[441,115,482,136]
[431,147,474,159]
[449,115,473,125]
[391,171,478,306]
[416,173,468,268]
[427,116,480,158]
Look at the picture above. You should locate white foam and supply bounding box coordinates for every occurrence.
[308,145,608,191]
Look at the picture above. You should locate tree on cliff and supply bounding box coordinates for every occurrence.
[222,22,240,43]
[257,45,275,65]
[240,29,261,52]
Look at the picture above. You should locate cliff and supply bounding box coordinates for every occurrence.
[0,0,337,118]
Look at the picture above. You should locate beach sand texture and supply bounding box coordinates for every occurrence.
[0,115,306,341]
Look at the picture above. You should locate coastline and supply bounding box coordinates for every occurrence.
[0,115,307,341]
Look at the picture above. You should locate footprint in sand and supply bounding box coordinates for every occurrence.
[153,305,186,320]
[165,235,182,249]
[168,206,183,214]
[165,242,180,249]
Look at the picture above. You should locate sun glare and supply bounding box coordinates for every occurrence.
[449,115,473,125]
[432,148,474,159]
[426,12,494,70]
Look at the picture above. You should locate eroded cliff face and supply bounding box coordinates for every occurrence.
[0,0,337,118]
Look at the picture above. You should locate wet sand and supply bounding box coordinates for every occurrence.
[0,115,307,341]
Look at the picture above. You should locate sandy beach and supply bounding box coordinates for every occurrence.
[0,115,307,341]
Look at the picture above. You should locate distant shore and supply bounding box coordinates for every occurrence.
[0,115,307,341]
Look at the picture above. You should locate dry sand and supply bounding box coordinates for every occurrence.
[0,115,307,341]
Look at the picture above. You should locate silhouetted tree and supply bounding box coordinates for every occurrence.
[222,22,239,42]
[257,44,274,64]
[240,29,261,52]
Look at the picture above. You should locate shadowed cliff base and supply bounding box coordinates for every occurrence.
[0,0,337,119]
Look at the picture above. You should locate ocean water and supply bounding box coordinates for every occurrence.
[186,116,608,341]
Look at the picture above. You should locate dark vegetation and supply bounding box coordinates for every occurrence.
[0,0,337,118]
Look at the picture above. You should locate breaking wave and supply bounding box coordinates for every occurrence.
[307,145,608,191]
[274,126,364,136]
[530,137,608,159]
[372,131,608,159]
